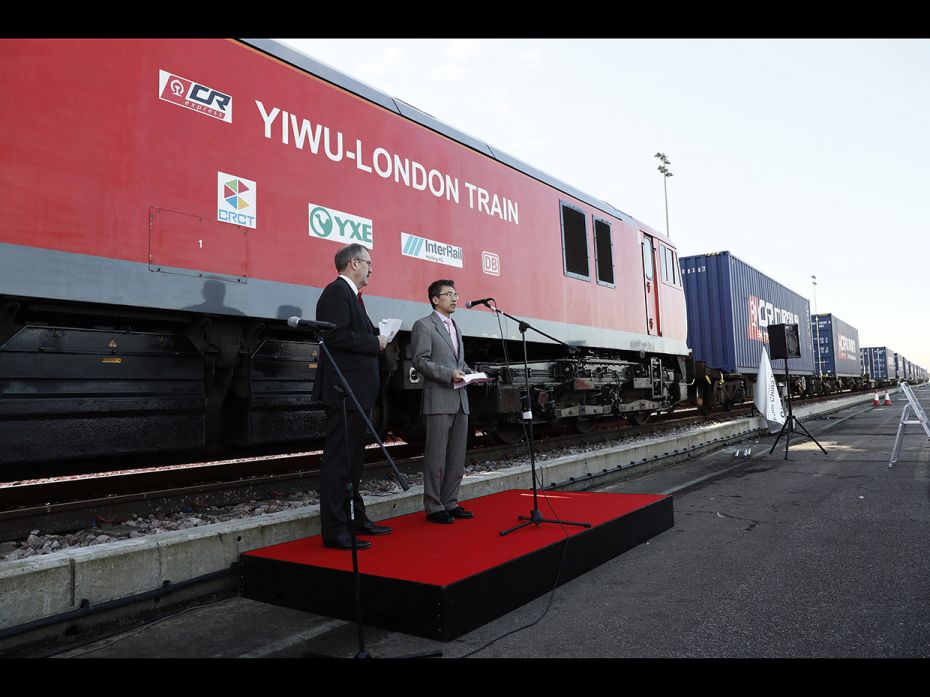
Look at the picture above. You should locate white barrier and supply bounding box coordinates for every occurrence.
[889,382,930,467]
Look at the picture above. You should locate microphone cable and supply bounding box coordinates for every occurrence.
[457,305,577,657]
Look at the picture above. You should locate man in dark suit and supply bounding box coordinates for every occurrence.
[313,243,391,549]
[411,280,474,524]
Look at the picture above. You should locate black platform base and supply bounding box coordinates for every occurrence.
[240,489,674,641]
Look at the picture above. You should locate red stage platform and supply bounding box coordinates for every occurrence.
[240,489,673,640]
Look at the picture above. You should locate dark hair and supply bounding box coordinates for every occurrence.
[428,279,455,306]
[334,243,369,272]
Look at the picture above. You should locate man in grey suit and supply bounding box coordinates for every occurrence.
[411,280,475,524]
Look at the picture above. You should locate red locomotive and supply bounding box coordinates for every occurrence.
[0,39,690,465]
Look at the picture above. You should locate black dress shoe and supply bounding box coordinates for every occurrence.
[426,510,454,524]
[355,521,392,536]
[323,535,371,550]
[448,506,474,519]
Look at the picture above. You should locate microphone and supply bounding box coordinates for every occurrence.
[287,316,337,331]
[465,297,495,309]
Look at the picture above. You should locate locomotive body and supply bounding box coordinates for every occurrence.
[0,39,689,465]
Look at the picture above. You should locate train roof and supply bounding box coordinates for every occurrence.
[243,39,653,235]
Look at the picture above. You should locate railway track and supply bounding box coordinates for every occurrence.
[0,408,745,541]
[0,388,869,543]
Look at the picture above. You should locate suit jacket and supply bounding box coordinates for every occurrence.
[411,312,471,415]
[312,277,381,411]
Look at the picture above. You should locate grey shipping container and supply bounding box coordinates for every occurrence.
[680,251,814,376]
[811,313,861,378]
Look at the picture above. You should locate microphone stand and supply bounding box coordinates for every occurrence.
[473,301,590,536]
[307,330,440,659]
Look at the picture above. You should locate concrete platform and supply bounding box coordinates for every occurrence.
[3,387,925,656]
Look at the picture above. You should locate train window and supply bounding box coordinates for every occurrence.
[659,245,680,286]
[561,203,590,280]
[642,239,654,280]
[660,245,678,285]
[593,218,614,287]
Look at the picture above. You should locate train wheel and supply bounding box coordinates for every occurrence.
[628,412,651,426]
[488,424,526,445]
[571,418,594,434]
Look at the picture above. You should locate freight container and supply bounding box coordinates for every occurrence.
[861,347,896,381]
[894,353,907,382]
[680,251,814,376]
[811,314,861,378]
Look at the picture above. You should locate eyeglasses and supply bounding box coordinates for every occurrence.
[438,291,459,299]
[354,257,372,267]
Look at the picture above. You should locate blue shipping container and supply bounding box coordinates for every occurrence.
[894,352,906,381]
[861,347,895,380]
[811,313,861,377]
[680,251,814,375]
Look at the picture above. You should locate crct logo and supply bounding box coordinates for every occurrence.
[482,251,500,276]
[217,172,256,229]
[308,203,372,248]
[159,70,233,123]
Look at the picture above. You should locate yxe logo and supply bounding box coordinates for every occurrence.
[401,232,463,269]
[217,172,256,228]
[159,69,232,123]
[308,203,373,249]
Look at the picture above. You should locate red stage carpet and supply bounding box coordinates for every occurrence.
[240,489,673,640]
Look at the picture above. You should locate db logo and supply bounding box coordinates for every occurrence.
[482,251,500,276]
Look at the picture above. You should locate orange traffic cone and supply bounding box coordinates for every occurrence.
[873,391,881,406]
[884,391,892,406]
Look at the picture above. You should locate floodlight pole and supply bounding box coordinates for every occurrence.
[655,152,673,238]
[812,275,821,378]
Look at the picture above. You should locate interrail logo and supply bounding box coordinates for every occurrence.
[401,232,463,268]
[308,203,373,249]
[217,172,256,229]
[159,70,232,123]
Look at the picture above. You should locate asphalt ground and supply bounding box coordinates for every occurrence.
[48,387,930,659]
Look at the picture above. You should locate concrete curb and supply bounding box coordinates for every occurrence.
[0,390,882,630]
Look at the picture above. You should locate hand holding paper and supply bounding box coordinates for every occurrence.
[379,318,402,342]
[454,371,494,390]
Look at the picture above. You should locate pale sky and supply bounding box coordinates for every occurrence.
[279,39,930,372]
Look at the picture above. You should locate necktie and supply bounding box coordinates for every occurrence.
[357,292,375,334]
[444,317,458,357]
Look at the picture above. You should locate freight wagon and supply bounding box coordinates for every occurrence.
[861,347,896,386]
[680,251,814,408]
[810,313,864,393]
